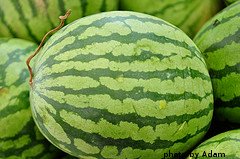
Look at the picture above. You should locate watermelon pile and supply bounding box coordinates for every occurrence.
[119,0,223,38]
[0,38,63,158]
[0,0,239,159]
[0,0,119,42]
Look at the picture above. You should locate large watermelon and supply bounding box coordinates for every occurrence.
[194,1,240,123]
[0,0,119,43]
[0,38,63,158]
[187,129,240,158]
[119,0,223,38]
[29,11,213,158]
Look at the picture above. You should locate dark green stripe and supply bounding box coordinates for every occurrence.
[203,27,240,53]
[0,7,18,37]
[149,1,184,15]
[0,118,61,158]
[38,67,211,85]
[100,0,107,12]
[27,0,37,17]
[35,104,211,158]
[80,0,88,17]
[37,14,178,63]
[11,0,39,42]
[197,137,240,148]
[0,91,29,119]
[36,31,202,73]
[58,0,66,16]
[177,1,201,27]
[43,84,210,102]
[215,96,240,108]
[194,9,240,41]
[0,120,36,156]
[42,0,55,29]
[224,0,240,11]
[37,91,213,129]
[209,63,240,79]
[12,69,29,87]
[33,108,101,158]
[0,45,36,87]
[38,49,176,70]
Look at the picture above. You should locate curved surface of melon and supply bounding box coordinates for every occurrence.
[0,38,62,159]
[30,11,213,158]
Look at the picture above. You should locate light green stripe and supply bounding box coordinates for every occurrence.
[0,135,31,151]
[34,88,212,119]
[74,138,100,154]
[212,72,240,101]
[33,103,70,144]
[0,108,31,139]
[205,41,240,70]
[189,136,240,158]
[53,39,192,61]
[40,75,211,97]
[36,12,191,61]
[59,109,212,143]
[21,144,45,158]
[0,1,29,39]
[19,0,33,20]
[195,12,240,51]
[37,55,208,82]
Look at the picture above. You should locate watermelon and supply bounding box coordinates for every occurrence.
[0,0,119,43]
[194,1,240,123]
[29,11,213,158]
[187,129,240,158]
[0,38,63,159]
[119,0,223,38]
[225,0,239,5]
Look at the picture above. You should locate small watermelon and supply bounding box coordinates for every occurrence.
[0,38,63,159]
[0,0,119,43]
[29,11,213,158]
[119,0,223,38]
[187,129,240,159]
[194,1,240,123]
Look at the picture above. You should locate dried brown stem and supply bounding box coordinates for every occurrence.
[26,9,71,86]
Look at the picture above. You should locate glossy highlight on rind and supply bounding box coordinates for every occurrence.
[194,1,240,123]
[0,38,62,159]
[30,11,213,158]
[0,0,119,43]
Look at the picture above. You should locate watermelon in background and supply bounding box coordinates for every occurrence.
[194,1,240,124]
[29,11,213,158]
[0,38,63,159]
[119,0,224,39]
[225,0,239,5]
[0,0,119,43]
[187,129,240,159]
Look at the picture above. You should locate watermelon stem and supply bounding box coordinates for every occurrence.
[26,9,71,86]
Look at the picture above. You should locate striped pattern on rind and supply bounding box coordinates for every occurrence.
[119,0,223,38]
[188,129,240,159]
[0,38,62,159]
[30,11,213,158]
[0,0,119,43]
[194,1,240,123]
